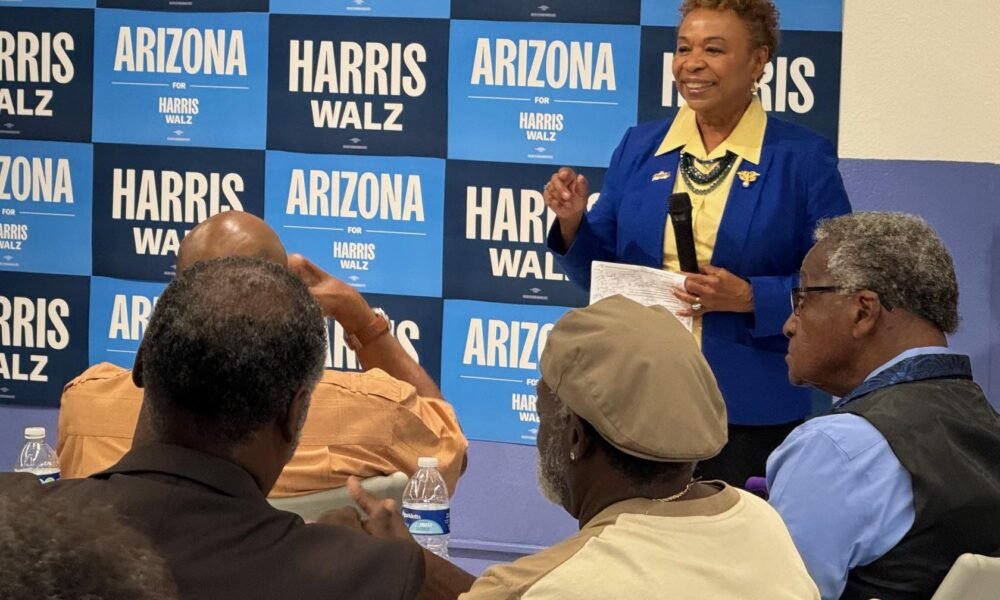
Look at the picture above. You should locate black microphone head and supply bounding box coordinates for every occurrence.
[668,192,692,214]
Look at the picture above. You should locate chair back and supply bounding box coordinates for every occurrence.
[929,553,1000,600]
[267,472,409,523]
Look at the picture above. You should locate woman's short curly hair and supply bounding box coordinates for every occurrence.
[679,0,781,56]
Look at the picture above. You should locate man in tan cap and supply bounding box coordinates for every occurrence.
[336,295,819,599]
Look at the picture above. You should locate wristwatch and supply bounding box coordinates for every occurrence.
[344,307,391,351]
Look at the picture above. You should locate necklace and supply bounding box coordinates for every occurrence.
[651,481,695,503]
[679,151,738,195]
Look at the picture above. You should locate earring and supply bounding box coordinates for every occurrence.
[751,80,760,96]
[569,451,576,461]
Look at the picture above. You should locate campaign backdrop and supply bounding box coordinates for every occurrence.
[0,0,843,445]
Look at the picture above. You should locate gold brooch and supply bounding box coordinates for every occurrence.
[651,170,671,182]
[737,170,760,188]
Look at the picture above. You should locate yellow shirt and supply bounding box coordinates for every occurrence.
[56,362,468,497]
[656,100,767,344]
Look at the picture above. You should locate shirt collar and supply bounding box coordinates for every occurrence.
[655,99,767,164]
[863,346,955,382]
[582,482,740,529]
[96,442,267,501]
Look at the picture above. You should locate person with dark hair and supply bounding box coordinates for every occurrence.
[0,486,176,600]
[768,212,1000,599]
[341,295,818,599]
[0,257,473,599]
[57,211,467,497]
[543,0,851,487]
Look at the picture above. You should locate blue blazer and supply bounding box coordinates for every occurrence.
[548,116,851,425]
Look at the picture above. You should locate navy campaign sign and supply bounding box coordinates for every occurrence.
[97,0,269,12]
[0,271,89,408]
[92,143,265,282]
[443,160,605,307]
[0,140,92,275]
[325,293,443,383]
[638,2,842,145]
[0,8,94,142]
[451,0,640,24]
[15,0,95,7]
[267,16,449,157]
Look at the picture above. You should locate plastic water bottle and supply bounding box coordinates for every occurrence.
[14,427,60,484]
[402,456,450,558]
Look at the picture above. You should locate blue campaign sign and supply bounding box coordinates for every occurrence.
[0,8,93,142]
[324,293,443,384]
[638,27,842,146]
[0,140,92,275]
[440,299,570,445]
[443,160,604,307]
[271,0,448,18]
[265,151,444,297]
[92,143,265,282]
[267,16,449,157]
[92,10,268,149]
[641,0,842,31]
[98,0,268,11]
[88,276,166,368]
[451,0,639,24]
[0,271,89,408]
[448,20,639,168]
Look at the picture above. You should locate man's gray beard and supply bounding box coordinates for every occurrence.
[536,443,569,508]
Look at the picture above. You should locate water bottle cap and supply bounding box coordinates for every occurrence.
[417,456,438,468]
[24,427,46,440]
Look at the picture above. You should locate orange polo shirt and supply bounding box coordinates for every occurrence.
[56,362,468,497]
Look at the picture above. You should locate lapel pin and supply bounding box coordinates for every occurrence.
[651,170,671,182]
[737,170,760,188]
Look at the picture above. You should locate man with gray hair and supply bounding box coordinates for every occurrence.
[768,212,1000,600]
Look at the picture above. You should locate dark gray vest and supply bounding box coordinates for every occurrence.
[834,355,1000,600]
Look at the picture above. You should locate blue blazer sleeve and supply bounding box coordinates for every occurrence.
[746,136,851,338]
[547,128,634,290]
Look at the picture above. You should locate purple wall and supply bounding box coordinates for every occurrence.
[2,157,998,572]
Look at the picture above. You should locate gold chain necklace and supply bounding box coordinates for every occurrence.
[651,481,695,503]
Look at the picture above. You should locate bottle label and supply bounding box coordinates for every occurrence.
[36,471,60,484]
[402,507,450,536]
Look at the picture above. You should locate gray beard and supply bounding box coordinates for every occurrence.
[536,447,569,508]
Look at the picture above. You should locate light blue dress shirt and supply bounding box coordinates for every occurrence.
[766,347,953,600]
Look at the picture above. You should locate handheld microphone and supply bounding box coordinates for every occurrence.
[668,192,699,273]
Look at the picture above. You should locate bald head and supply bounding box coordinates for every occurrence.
[177,212,287,272]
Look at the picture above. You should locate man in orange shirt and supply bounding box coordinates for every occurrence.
[57,212,467,496]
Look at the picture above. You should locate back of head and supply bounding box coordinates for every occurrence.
[815,212,959,333]
[141,256,327,447]
[0,488,176,600]
[176,211,287,272]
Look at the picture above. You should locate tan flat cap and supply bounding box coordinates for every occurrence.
[540,295,727,462]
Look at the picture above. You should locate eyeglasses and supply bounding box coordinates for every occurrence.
[790,286,894,315]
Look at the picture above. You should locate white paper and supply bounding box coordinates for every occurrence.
[589,261,693,332]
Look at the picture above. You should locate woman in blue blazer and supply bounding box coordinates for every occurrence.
[544,0,850,486]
